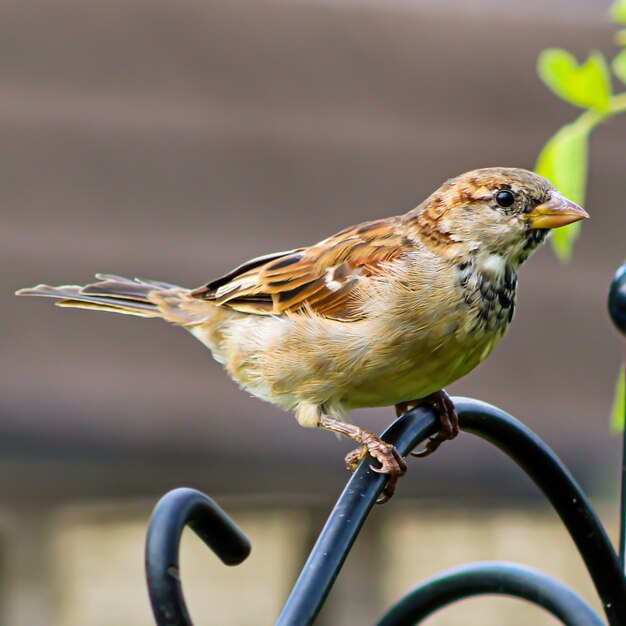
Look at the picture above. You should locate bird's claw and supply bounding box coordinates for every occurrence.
[397,389,459,458]
[371,444,407,504]
[411,432,449,458]
[344,438,407,504]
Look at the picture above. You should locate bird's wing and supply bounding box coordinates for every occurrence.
[190,217,406,321]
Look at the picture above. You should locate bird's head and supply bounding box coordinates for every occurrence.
[407,167,589,268]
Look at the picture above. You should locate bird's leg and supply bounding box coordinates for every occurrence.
[318,416,407,504]
[394,389,459,458]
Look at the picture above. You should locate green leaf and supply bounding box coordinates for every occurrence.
[613,49,626,85]
[538,49,612,110]
[535,124,588,204]
[535,123,589,261]
[610,0,626,25]
[610,365,625,432]
[616,29,626,47]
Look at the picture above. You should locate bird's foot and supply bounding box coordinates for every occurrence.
[319,416,407,504]
[395,389,459,458]
[368,442,407,504]
[345,438,407,504]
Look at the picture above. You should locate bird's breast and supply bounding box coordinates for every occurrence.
[340,261,518,408]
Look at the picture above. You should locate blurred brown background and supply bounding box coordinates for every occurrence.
[2,0,625,624]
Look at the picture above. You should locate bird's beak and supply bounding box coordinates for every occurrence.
[525,191,590,229]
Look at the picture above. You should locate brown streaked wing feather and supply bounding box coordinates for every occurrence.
[191,217,408,320]
[189,249,305,297]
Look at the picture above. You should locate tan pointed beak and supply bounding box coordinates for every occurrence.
[525,191,590,229]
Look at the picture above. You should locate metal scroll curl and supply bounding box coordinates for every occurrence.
[145,400,626,626]
[145,487,251,626]
[376,561,604,626]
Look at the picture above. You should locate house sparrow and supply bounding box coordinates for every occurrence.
[17,167,588,502]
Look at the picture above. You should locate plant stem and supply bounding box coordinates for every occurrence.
[576,93,626,133]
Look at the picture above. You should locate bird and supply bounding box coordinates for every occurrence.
[17,167,589,502]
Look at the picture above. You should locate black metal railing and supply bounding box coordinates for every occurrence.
[144,262,626,626]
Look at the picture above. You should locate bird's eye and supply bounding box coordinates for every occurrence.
[495,190,515,208]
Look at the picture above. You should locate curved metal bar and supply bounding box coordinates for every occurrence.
[608,262,626,337]
[277,400,626,626]
[609,262,626,570]
[145,400,625,626]
[375,561,605,626]
[275,407,440,626]
[454,398,626,626]
[145,487,251,626]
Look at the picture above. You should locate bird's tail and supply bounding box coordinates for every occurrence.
[16,274,185,319]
